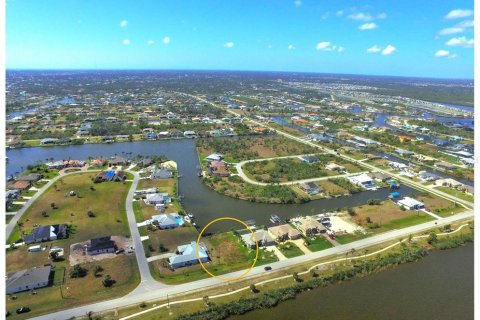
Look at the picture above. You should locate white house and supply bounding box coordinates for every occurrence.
[6,266,52,294]
[151,213,184,229]
[397,197,425,210]
[349,173,376,190]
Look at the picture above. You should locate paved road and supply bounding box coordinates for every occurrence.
[30,210,473,320]
[123,171,168,291]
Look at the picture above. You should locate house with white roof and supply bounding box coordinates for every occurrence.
[397,197,425,210]
[151,213,184,229]
[169,241,209,269]
[349,173,376,190]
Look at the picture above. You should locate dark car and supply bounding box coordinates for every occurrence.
[115,248,125,255]
[16,307,30,314]
[264,266,272,271]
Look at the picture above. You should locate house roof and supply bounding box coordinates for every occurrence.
[151,213,183,227]
[146,193,171,202]
[241,230,274,247]
[268,224,301,239]
[8,180,31,190]
[398,197,424,208]
[6,266,51,292]
[169,241,208,265]
[89,236,116,251]
[16,173,42,182]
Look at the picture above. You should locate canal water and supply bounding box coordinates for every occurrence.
[5,139,418,232]
[231,244,474,320]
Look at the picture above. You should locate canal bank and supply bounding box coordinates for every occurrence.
[6,139,419,232]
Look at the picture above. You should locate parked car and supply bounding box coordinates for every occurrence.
[16,307,30,314]
[115,248,125,254]
[264,266,272,271]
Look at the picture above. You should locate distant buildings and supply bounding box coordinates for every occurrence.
[397,197,425,210]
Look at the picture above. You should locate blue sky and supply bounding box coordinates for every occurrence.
[6,0,474,78]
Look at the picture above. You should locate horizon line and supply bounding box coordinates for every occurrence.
[5,68,474,82]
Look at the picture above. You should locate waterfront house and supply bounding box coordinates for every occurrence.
[205,153,224,162]
[151,213,184,229]
[135,188,157,195]
[299,182,322,195]
[169,241,209,269]
[389,161,408,170]
[109,156,128,166]
[45,160,66,169]
[40,138,58,145]
[8,180,31,191]
[241,230,275,249]
[434,178,463,189]
[86,236,116,255]
[16,173,42,182]
[369,172,391,182]
[183,131,197,138]
[6,266,52,294]
[24,224,68,244]
[150,168,173,179]
[295,217,326,236]
[145,192,172,205]
[349,173,376,189]
[268,224,302,242]
[397,197,425,210]
[417,171,441,182]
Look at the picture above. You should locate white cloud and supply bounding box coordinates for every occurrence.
[120,20,128,28]
[366,45,382,53]
[445,9,473,19]
[315,41,342,52]
[336,10,344,16]
[438,27,464,35]
[294,0,302,7]
[224,41,234,48]
[162,36,171,45]
[122,39,130,45]
[267,44,273,49]
[445,36,474,47]
[288,44,296,50]
[456,20,474,28]
[359,22,378,30]
[348,12,374,21]
[381,44,396,55]
[147,40,155,45]
[435,49,458,58]
[435,49,450,57]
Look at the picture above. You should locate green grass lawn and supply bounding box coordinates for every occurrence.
[306,236,334,252]
[434,186,474,203]
[277,241,304,258]
[335,232,370,244]
[7,203,23,212]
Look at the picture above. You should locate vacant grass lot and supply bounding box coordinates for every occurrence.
[433,186,474,203]
[197,136,316,162]
[305,236,334,252]
[415,193,465,218]
[8,173,131,246]
[277,241,304,258]
[146,226,199,254]
[149,232,278,284]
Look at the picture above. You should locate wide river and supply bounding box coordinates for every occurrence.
[231,244,474,320]
[6,139,418,232]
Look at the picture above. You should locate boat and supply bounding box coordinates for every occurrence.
[197,171,203,177]
[187,212,195,219]
[184,216,191,223]
[270,215,282,224]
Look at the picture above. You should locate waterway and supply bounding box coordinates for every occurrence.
[5,139,418,232]
[231,244,474,320]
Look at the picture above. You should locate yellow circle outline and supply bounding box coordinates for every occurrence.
[196,217,259,281]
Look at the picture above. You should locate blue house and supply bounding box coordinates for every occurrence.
[151,213,184,229]
[169,241,209,269]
